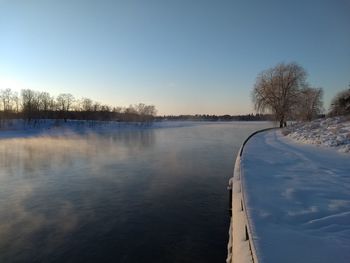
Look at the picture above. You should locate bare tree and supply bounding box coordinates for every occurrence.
[135,103,157,116]
[81,97,93,111]
[48,97,57,111]
[0,88,13,112]
[113,106,122,113]
[135,103,147,115]
[12,91,20,113]
[122,105,137,121]
[38,92,52,112]
[56,93,75,112]
[124,105,137,115]
[93,102,101,112]
[329,88,350,116]
[100,104,110,112]
[21,89,38,121]
[294,87,323,121]
[252,62,307,127]
[56,93,75,121]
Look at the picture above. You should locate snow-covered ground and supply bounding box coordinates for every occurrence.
[240,130,350,263]
[227,149,259,263]
[285,116,350,153]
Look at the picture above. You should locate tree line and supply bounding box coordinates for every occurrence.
[0,88,157,123]
[158,113,274,121]
[252,62,348,128]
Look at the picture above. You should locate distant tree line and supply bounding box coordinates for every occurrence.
[158,113,274,121]
[0,88,157,124]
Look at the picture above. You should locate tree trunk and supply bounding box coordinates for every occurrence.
[279,119,284,128]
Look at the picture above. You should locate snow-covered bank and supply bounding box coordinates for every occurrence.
[227,146,259,263]
[239,130,350,263]
[285,116,350,153]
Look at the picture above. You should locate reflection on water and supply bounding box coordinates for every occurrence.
[0,122,271,263]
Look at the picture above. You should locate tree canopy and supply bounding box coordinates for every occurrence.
[252,62,323,127]
[329,88,350,116]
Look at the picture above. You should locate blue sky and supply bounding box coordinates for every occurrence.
[0,0,349,115]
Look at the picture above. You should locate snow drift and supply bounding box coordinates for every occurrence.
[285,116,350,153]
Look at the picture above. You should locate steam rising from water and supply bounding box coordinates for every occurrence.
[0,122,272,262]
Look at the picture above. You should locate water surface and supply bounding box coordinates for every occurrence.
[0,121,271,263]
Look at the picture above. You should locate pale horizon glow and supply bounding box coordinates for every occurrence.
[1,0,349,115]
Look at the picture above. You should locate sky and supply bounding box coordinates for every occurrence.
[0,0,349,115]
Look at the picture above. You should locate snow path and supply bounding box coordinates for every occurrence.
[241,130,350,263]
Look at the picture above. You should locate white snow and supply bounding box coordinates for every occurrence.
[240,130,350,263]
[285,116,350,153]
[227,152,258,263]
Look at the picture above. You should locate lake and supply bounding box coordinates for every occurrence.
[0,121,272,263]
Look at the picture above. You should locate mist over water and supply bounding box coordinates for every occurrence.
[0,122,272,263]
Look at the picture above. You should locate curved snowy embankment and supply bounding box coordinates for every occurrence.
[228,123,350,263]
[227,151,259,263]
[239,129,350,263]
[285,116,350,153]
[226,129,271,263]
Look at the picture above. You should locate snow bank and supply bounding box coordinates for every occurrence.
[227,150,259,263]
[241,130,350,263]
[285,116,350,153]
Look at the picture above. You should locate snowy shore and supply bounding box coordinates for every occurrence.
[227,145,259,263]
[236,129,350,263]
[285,116,350,153]
[228,121,350,263]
